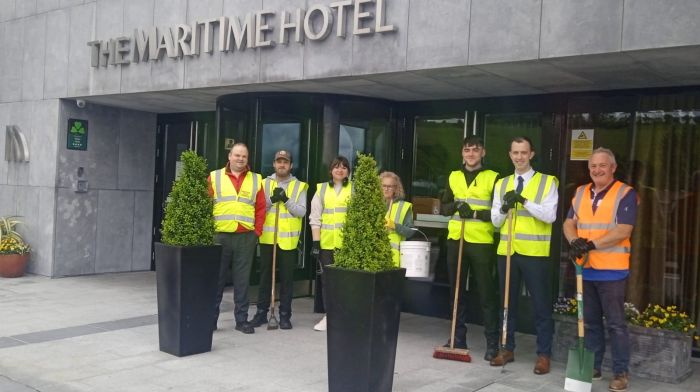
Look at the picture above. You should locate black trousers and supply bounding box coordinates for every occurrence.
[214,231,257,324]
[257,244,297,318]
[314,249,335,313]
[446,240,500,346]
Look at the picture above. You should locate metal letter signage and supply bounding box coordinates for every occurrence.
[88,0,397,68]
[67,119,89,151]
[4,125,30,163]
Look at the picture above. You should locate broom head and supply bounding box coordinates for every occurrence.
[432,346,471,362]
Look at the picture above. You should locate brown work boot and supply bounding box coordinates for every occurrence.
[489,350,514,366]
[533,355,550,375]
[608,372,629,392]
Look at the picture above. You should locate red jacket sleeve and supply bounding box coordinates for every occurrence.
[207,175,214,198]
[254,185,266,237]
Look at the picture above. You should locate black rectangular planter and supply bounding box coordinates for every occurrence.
[325,266,406,392]
[155,242,222,357]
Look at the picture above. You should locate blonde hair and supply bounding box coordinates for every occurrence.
[379,171,405,200]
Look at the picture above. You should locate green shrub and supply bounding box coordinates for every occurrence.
[160,150,215,246]
[334,153,395,272]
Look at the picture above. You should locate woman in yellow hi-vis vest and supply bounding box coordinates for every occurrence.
[309,156,352,331]
[380,171,414,266]
[489,136,559,376]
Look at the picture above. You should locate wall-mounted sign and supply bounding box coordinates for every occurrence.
[87,0,396,67]
[67,119,88,151]
[570,129,594,161]
[5,125,30,162]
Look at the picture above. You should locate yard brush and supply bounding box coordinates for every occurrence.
[433,218,472,362]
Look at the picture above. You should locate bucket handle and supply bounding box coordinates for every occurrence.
[408,227,429,242]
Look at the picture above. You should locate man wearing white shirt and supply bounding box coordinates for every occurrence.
[489,136,559,375]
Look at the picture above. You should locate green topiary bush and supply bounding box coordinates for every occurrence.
[334,153,395,272]
[160,150,215,246]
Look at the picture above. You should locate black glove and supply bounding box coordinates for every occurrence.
[456,202,474,219]
[311,241,320,258]
[500,190,526,213]
[569,238,595,260]
[270,187,289,203]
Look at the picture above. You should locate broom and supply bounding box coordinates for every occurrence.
[499,209,514,373]
[433,218,471,362]
[267,203,280,330]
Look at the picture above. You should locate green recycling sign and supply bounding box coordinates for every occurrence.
[67,118,88,150]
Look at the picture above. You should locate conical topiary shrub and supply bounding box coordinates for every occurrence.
[160,150,215,246]
[334,153,395,271]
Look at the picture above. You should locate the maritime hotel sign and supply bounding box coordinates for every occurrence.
[88,0,395,67]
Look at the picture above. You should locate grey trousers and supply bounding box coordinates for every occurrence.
[214,231,258,324]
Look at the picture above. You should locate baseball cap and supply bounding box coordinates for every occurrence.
[274,150,292,162]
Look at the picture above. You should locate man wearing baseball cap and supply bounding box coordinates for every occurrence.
[250,149,308,329]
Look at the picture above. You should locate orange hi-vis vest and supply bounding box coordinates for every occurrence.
[571,181,634,271]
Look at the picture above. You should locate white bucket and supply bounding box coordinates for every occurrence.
[400,241,431,278]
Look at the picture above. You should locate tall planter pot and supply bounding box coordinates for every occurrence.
[0,253,30,278]
[155,242,222,357]
[325,266,406,392]
[552,314,693,383]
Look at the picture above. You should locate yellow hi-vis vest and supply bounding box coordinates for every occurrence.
[318,181,353,250]
[211,169,262,232]
[447,170,498,244]
[386,200,412,267]
[260,178,309,250]
[571,181,633,271]
[496,172,558,257]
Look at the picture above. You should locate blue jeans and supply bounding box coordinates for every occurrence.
[497,253,554,356]
[583,278,630,374]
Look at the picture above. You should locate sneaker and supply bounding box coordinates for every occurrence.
[608,372,628,392]
[249,312,268,328]
[592,369,602,381]
[234,322,255,334]
[313,315,327,331]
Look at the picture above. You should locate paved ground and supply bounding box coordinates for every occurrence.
[0,272,698,392]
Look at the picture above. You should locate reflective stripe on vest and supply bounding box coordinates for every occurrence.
[496,172,558,256]
[387,200,412,267]
[572,181,633,270]
[447,170,499,244]
[259,178,308,250]
[319,181,353,250]
[211,169,261,232]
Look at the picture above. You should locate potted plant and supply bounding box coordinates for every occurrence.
[0,216,31,278]
[552,297,698,383]
[324,153,406,392]
[155,150,221,357]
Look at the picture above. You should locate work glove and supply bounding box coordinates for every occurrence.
[569,238,596,260]
[385,217,396,230]
[270,187,289,203]
[456,202,474,219]
[500,190,526,213]
[311,241,321,259]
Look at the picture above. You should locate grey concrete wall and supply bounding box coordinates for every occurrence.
[0,99,59,276]
[3,0,700,100]
[53,100,156,276]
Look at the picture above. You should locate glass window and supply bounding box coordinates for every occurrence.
[338,100,391,171]
[339,124,366,167]
[412,116,465,198]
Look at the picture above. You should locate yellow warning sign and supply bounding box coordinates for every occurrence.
[571,129,594,161]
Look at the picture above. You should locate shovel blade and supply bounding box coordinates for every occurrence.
[564,346,595,392]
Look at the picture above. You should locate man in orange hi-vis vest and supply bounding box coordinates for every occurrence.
[563,147,637,392]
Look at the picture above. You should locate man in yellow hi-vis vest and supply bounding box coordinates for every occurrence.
[208,143,266,335]
[490,136,559,375]
[249,150,308,330]
[309,156,352,331]
[440,136,500,361]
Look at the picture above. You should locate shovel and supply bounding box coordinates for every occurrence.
[267,203,280,330]
[564,256,595,392]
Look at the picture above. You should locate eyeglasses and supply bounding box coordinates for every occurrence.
[381,185,396,189]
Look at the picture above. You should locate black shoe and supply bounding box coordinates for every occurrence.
[235,322,255,334]
[279,318,292,330]
[443,339,467,350]
[484,346,499,361]
[249,312,268,328]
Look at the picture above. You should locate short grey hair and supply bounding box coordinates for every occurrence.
[589,147,617,166]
